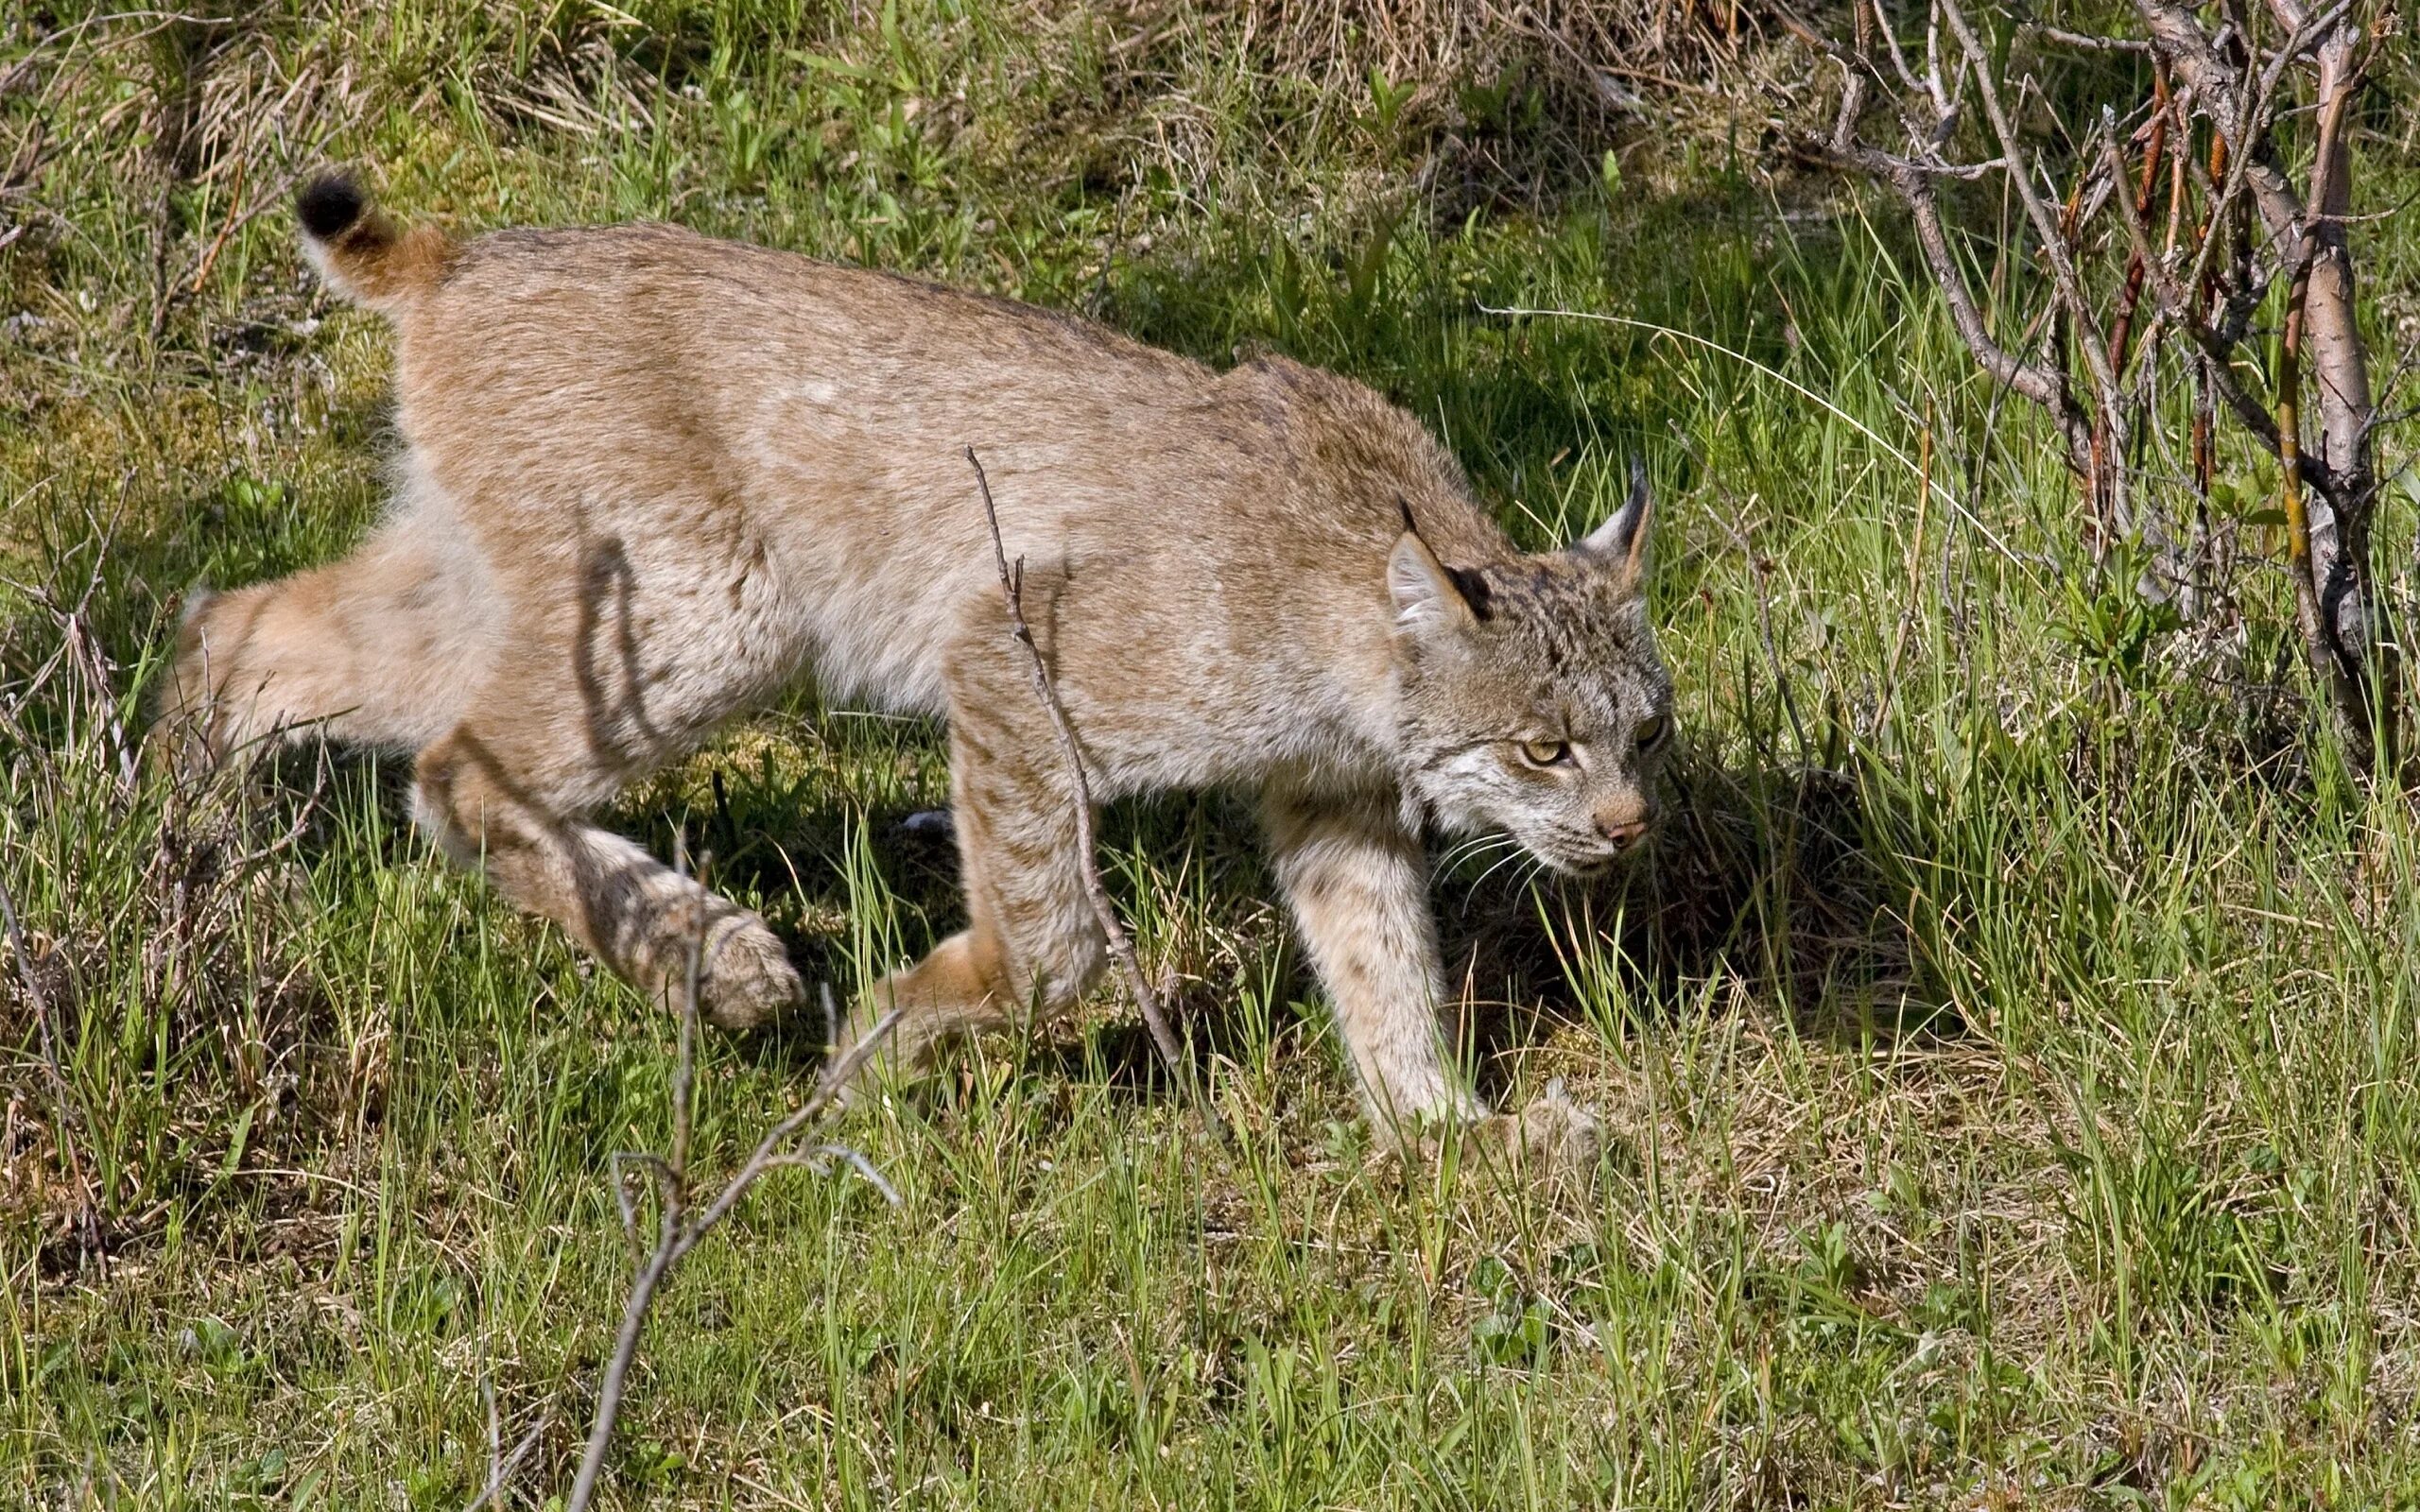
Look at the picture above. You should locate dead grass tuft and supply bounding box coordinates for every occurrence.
[0,540,375,1276]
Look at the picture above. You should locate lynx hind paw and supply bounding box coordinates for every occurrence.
[1478,1078,1605,1177]
[691,911,805,1030]
[820,985,939,1112]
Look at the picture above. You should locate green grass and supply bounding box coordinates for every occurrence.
[7,1,2420,1506]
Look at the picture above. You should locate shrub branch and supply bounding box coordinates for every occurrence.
[1790,0,2393,768]
[537,870,903,1512]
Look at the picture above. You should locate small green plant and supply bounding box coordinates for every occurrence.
[1365,67,1415,143]
[710,86,775,188]
[2052,546,2184,688]
[1470,1255,1552,1368]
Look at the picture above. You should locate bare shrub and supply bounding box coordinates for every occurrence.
[1787,0,2401,767]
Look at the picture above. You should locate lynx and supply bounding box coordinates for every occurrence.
[162,177,1674,1160]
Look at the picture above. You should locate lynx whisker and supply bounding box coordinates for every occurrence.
[1469,843,1541,893]
[1434,832,1517,876]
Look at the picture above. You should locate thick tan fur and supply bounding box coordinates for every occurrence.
[163,180,1675,1156]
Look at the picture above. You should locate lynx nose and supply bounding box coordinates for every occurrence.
[1593,811,1649,851]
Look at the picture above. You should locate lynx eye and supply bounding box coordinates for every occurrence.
[1515,738,1572,768]
[1634,714,1668,750]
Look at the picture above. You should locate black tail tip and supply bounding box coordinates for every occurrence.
[296,174,366,240]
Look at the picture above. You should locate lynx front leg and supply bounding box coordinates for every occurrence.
[1260,783,1483,1138]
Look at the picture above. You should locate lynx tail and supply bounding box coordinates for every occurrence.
[296,174,451,311]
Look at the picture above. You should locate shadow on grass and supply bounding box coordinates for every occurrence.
[1443,746,1947,1099]
[686,735,1945,1114]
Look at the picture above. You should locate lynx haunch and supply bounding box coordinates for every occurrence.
[163,176,1675,1155]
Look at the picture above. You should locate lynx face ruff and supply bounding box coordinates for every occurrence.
[163,178,1674,1145]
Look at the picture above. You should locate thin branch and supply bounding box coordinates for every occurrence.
[670,1004,906,1245]
[558,911,904,1512]
[1788,1,2100,490]
[224,740,331,874]
[1936,0,2133,524]
[2277,198,2331,696]
[962,446,1223,1141]
[2171,9,2319,304]
[2292,16,2385,762]
[2025,23,2154,52]
[2089,121,2340,504]
[2135,0,2350,249]
[1869,0,1929,98]
[1849,145,2099,476]
[607,1150,673,1248]
[1795,134,2004,181]
[462,1409,551,1512]
[1926,0,1958,120]
[544,945,706,1512]
[2102,81,2170,388]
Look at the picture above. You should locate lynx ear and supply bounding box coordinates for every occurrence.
[1580,456,1652,589]
[1389,530,1478,634]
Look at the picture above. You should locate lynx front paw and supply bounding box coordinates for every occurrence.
[1476,1078,1604,1177]
[687,912,804,1030]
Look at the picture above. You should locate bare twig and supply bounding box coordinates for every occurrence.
[1798,0,2394,760]
[2094,119,2299,473]
[2137,0,2353,259]
[2102,75,2170,389]
[557,897,904,1512]
[2025,23,2153,53]
[2296,18,2388,762]
[1936,0,2135,531]
[60,606,137,801]
[1786,0,2100,491]
[2277,194,2332,699]
[168,126,355,303]
[461,1407,550,1512]
[2141,0,2384,761]
[962,446,1223,1140]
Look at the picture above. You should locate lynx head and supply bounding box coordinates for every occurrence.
[1390,464,1673,875]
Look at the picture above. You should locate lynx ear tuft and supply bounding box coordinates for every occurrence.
[1389,531,1478,634]
[1581,455,1653,588]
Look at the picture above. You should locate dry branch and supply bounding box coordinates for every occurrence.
[963,446,1223,1142]
[545,887,903,1512]
[1934,0,2135,531]
[463,1409,549,1512]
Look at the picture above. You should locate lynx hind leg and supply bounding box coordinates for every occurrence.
[410,667,804,1030]
[832,690,1106,1093]
[160,519,489,767]
[407,532,815,1031]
